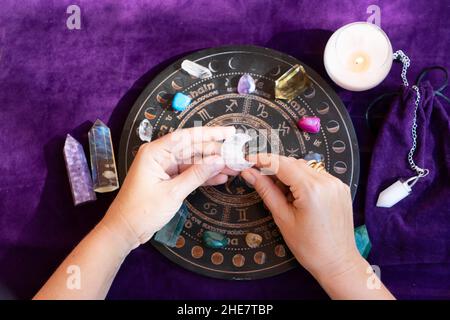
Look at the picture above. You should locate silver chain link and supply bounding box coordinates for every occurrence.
[392,50,429,178]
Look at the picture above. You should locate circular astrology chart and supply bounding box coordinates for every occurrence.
[118,46,359,280]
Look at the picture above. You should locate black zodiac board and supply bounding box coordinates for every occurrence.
[118,45,359,280]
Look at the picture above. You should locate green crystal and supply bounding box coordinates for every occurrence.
[202,231,229,249]
[154,203,189,247]
[354,225,372,259]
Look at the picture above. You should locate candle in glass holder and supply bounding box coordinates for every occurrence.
[324,22,393,91]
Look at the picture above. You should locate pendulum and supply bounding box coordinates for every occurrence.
[63,134,96,206]
[154,203,189,247]
[181,59,212,79]
[88,119,119,193]
[297,116,321,134]
[137,118,153,142]
[221,133,254,171]
[275,64,310,100]
[172,92,192,112]
[237,74,256,94]
[202,231,229,249]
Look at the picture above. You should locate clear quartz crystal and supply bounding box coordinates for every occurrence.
[88,119,119,193]
[138,119,153,142]
[181,60,212,79]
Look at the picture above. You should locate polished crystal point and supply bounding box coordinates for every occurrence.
[376,180,411,208]
[181,59,212,79]
[237,74,256,94]
[275,64,309,100]
[154,203,189,247]
[203,231,229,249]
[298,116,321,133]
[63,134,96,206]
[88,119,119,193]
[354,225,371,258]
[138,119,153,142]
[172,92,192,112]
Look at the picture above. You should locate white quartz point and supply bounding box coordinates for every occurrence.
[181,60,212,79]
[221,133,254,171]
[376,180,411,208]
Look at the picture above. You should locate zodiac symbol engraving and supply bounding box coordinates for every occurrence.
[198,109,213,121]
[203,202,218,215]
[313,139,322,147]
[225,99,238,112]
[277,121,290,137]
[286,147,299,157]
[257,103,268,118]
[237,208,249,222]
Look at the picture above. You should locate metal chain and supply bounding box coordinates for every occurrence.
[393,50,429,178]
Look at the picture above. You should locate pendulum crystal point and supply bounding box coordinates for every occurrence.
[275,64,310,100]
[181,59,212,79]
[354,225,372,258]
[138,118,153,142]
[203,231,229,249]
[298,116,321,133]
[237,74,256,94]
[63,134,96,206]
[172,92,192,112]
[154,203,189,247]
[376,180,411,208]
[88,119,119,193]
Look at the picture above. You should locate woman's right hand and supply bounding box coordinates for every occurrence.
[241,154,394,299]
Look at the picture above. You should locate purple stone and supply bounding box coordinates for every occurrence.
[63,134,96,206]
[237,74,256,94]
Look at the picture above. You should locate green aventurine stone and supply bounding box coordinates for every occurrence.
[354,225,372,259]
[202,231,229,249]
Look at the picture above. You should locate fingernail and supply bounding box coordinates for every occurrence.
[241,170,256,185]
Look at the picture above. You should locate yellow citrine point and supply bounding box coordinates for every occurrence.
[275,64,310,100]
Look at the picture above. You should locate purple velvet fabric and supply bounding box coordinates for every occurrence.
[0,0,448,299]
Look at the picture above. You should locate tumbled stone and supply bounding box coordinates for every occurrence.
[275,64,310,100]
[237,74,256,94]
[181,59,212,79]
[172,92,192,112]
[298,116,321,133]
[88,119,119,193]
[202,231,229,249]
[154,203,189,247]
[303,152,324,162]
[245,233,263,248]
[138,119,153,142]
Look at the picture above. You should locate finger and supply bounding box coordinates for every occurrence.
[167,155,225,200]
[249,153,313,188]
[203,173,229,186]
[156,126,236,152]
[241,168,293,225]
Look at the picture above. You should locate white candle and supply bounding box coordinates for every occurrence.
[324,22,393,91]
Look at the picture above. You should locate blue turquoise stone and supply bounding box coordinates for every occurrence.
[354,225,372,259]
[154,203,189,247]
[303,152,324,162]
[172,92,192,111]
[202,231,229,249]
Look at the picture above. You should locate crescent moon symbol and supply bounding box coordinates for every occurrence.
[270,65,281,76]
[303,84,316,99]
[326,120,340,133]
[171,79,183,91]
[332,140,346,153]
[208,60,219,73]
[228,57,237,70]
[156,91,167,104]
[317,102,330,115]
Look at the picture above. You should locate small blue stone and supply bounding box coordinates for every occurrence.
[172,92,192,111]
[354,225,372,259]
[303,152,324,162]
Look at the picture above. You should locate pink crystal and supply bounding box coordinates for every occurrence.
[297,116,321,133]
[237,74,256,94]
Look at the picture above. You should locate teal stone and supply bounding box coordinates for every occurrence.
[354,224,372,259]
[202,231,229,249]
[154,203,189,247]
[172,92,192,111]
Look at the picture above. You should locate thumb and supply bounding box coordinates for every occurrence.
[169,155,225,200]
[241,168,293,225]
